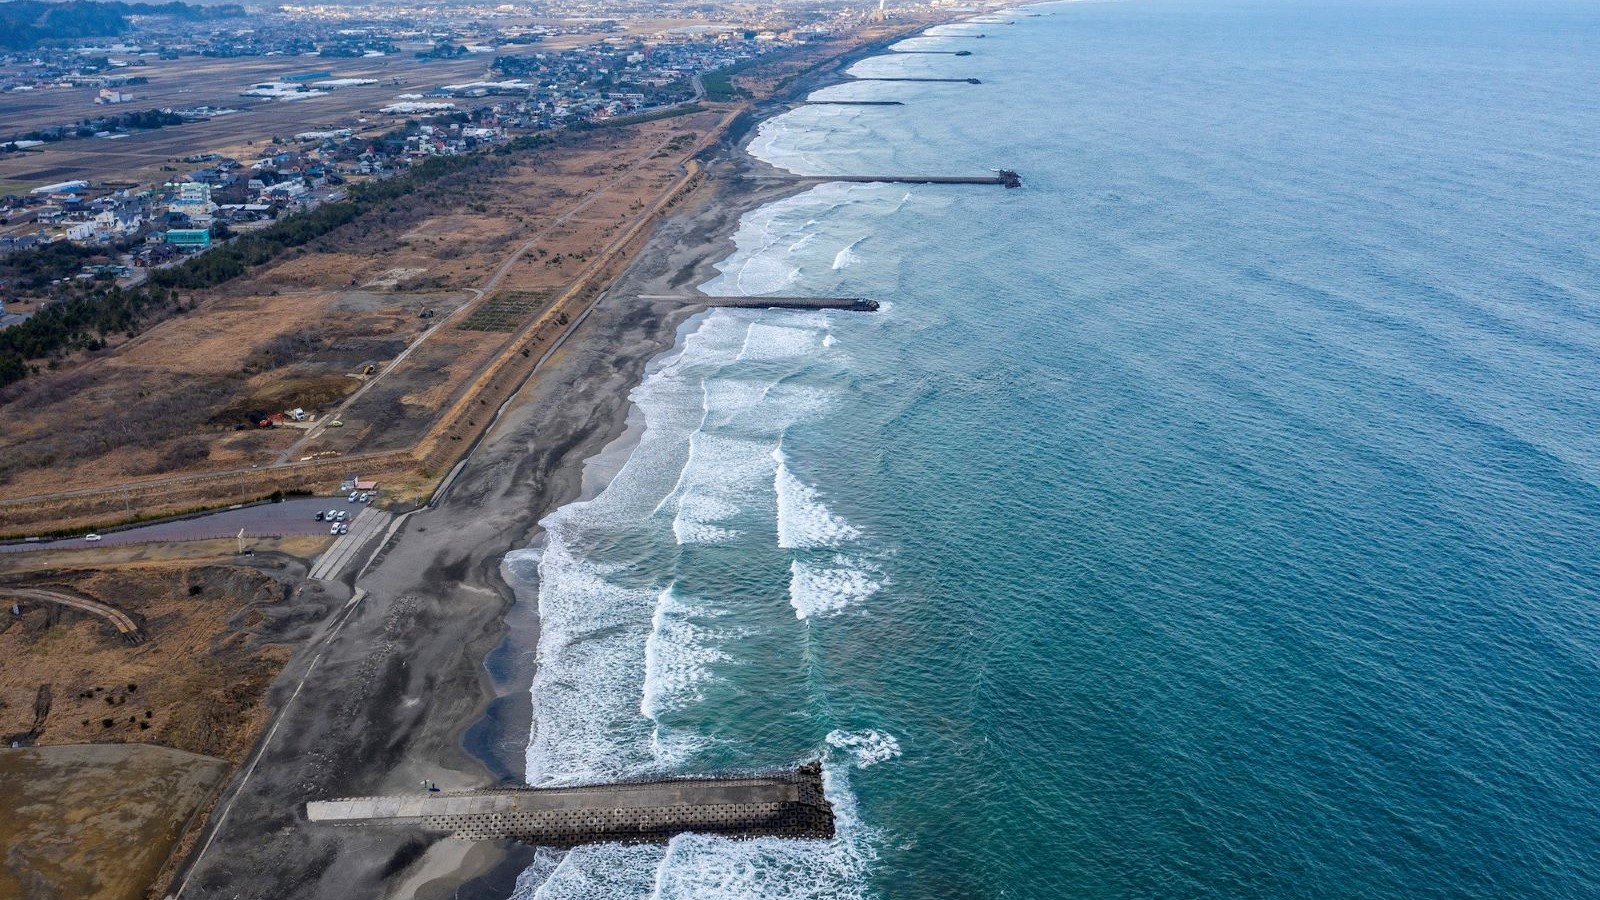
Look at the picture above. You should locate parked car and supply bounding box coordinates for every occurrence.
[84,533,102,542]
[329,523,341,535]
[348,492,359,502]
[315,511,326,521]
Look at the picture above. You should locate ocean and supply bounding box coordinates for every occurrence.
[507,1,1600,896]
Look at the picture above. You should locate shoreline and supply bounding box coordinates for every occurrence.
[426,15,986,892]
[168,18,963,898]
[447,14,942,795]
[451,168,812,791]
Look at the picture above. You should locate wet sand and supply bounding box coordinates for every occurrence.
[170,147,816,900]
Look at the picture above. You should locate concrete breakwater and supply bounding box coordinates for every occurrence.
[743,172,1023,189]
[806,100,907,106]
[854,76,983,84]
[706,296,881,312]
[827,173,1020,187]
[306,765,836,847]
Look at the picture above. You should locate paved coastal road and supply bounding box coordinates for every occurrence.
[0,497,355,553]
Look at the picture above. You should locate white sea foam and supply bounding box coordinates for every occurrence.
[831,235,866,271]
[699,376,782,427]
[517,130,894,894]
[641,585,732,766]
[507,848,566,900]
[525,313,754,785]
[701,181,923,300]
[825,729,903,769]
[788,557,882,619]
[666,430,773,544]
[739,322,825,361]
[775,449,860,549]
[524,531,659,785]
[641,585,727,718]
[527,843,666,899]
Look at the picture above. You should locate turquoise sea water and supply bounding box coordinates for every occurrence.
[509,2,1600,896]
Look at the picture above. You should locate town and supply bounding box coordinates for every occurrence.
[0,0,946,332]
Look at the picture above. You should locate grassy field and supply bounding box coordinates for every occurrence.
[0,111,725,506]
[0,744,228,900]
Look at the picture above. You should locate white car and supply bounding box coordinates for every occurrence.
[329,523,341,535]
[348,492,359,502]
[336,510,348,522]
[338,523,349,535]
[84,533,102,542]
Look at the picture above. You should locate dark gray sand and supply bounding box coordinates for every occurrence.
[172,151,811,900]
[171,25,916,895]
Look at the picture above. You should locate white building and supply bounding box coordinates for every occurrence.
[168,181,217,226]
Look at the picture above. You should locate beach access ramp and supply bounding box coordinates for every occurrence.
[306,764,834,847]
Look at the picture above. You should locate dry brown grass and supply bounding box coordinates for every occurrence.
[0,115,718,501]
[0,744,227,900]
[0,563,291,760]
[0,26,904,527]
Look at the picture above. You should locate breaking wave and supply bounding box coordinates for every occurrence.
[789,557,882,620]
[825,730,904,769]
[775,448,860,549]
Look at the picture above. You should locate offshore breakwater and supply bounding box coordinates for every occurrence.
[852,76,982,84]
[707,296,881,312]
[721,3,1600,898]
[516,2,1600,897]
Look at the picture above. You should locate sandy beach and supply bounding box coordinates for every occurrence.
[170,120,841,900]
[163,19,941,895]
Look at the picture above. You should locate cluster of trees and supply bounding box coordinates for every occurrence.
[417,40,468,60]
[8,108,186,145]
[0,241,102,290]
[0,284,179,385]
[699,72,749,103]
[80,108,183,133]
[0,1,243,51]
[491,55,540,77]
[147,201,363,290]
